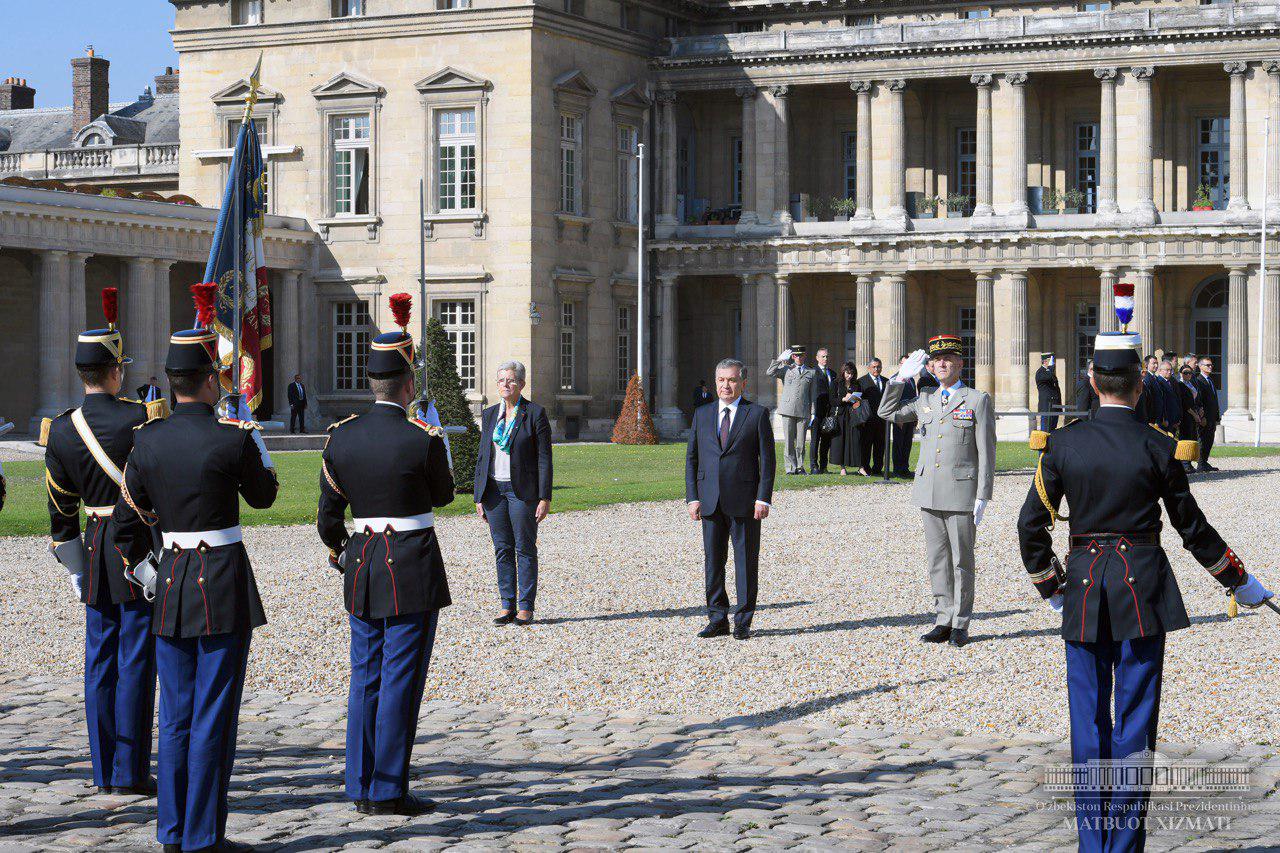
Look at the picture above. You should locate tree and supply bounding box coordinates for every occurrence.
[418,316,481,491]
[611,374,659,444]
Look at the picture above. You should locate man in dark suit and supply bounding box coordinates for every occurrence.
[686,358,775,641]
[809,347,837,474]
[858,357,888,476]
[1072,360,1100,422]
[136,376,163,403]
[1035,352,1063,431]
[691,380,713,411]
[287,373,308,433]
[1195,357,1221,471]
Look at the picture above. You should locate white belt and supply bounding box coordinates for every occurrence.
[352,512,435,533]
[84,505,115,518]
[161,526,243,550]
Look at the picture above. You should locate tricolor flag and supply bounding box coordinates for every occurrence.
[195,62,272,411]
[1113,282,1135,330]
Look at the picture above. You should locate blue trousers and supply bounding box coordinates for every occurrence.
[346,609,439,803]
[482,479,539,611]
[84,599,156,789]
[1065,576,1165,853]
[155,631,251,851]
[702,510,760,629]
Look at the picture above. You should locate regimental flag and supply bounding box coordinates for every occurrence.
[196,93,272,411]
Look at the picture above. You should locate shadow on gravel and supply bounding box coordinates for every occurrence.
[537,599,813,626]
[977,610,1250,644]
[1185,468,1275,483]
[751,607,1029,638]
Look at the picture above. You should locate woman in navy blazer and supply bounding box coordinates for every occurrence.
[473,361,553,625]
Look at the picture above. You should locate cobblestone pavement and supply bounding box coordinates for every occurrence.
[2,676,1278,851]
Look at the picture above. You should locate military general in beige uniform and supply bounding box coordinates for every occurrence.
[879,334,996,648]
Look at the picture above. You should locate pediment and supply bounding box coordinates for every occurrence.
[310,71,386,101]
[609,83,651,110]
[210,79,283,106]
[552,69,597,98]
[414,67,492,94]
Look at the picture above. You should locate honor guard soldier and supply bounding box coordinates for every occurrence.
[1018,321,1274,853]
[317,293,455,816]
[43,287,158,796]
[114,299,279,853]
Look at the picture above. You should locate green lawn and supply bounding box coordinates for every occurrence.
[3,441,1277,538]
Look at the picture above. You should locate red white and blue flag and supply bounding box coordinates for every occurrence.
[196,112,272,411]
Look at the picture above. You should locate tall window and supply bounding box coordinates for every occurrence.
[228,119,269,209]
[233,0,263,24]
[1199,117,1230,210]
[620,2,639,30]
[616,124,638,222]
[1192,279,1227,399]
[616,305,633,392]
[436,0,471,8]
[1075,122,1099,213]
[563,0,585,15]
[559,114,582,214]
[956,127,976,215]
[435,300,477,391]
[843,307,857,364]
[1075,304,1098,374]
[333,301,372,391]
[677,135,692,208]
[436,109,477,212]
[331,114,371,216]
[559,301,577,391]
[334,0,365,16]
[842,131,857,199]
[958,307,977,387]
[730,136,743,205]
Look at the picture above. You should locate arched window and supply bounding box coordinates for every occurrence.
[81,133,106,147]
[1194,278,1227,309]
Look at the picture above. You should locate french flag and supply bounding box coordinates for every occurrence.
[1113,282,1135,328]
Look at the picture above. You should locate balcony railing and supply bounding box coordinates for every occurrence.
[664,2,1280,60]
[0,143,180,179]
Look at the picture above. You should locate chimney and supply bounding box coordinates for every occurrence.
[0,77,35,110]
[154,66,179,96]
[71,45,109,132]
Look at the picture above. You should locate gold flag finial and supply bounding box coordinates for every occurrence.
[242,52,264,121]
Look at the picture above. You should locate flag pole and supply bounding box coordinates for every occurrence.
[637,140,646,416]
[419,178,429,405]
[231,53,263,415]
[1256,114,1270,448]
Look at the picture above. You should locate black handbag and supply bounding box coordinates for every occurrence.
[820,413,840,437]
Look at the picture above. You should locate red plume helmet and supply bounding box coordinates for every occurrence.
[191,282,218,327]
[101,286,119,330]
[389,293,412,332]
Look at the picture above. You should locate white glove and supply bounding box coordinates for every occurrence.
[897,349,928,383]
[1048,593,1063,613]
[1234,574,1274,608]
[973,498,987,528]
[250,428,275,471]
[777,349,792,362]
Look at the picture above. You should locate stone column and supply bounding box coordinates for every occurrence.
[656,272,681,429]
[972,74,994,218]
[735,85,757,225]
[885,80,908,222]
[657,91,678,227]
[1132,267,1155,358]
[1225,62,1250,213]
[1266,61,1280,218]
[153,259,175,376]
[855,273,875,365]
[1098,267,1118,333]
[272,269,304,424]
[771,85,791,224]
[739,274,758,370]
[34,250,72,425]
[885,273,906,363]
[776,273,792,354]
[754,88,775,228]
[755,273,778,409]
[1226,264,1250,414]
[67,253,90,402]
[1095,67,1120,217]
[125,257,156,390]
[852,82,874,220]
[1129,66,1158,222]
[1006,72,1030,219]
[1264,268,1280,412]
[975,271,995,394]
[1008,270,1030,410]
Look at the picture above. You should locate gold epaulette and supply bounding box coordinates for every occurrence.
[1175,439,1200,463]
[119,397,142,404]
[145,398,171,422]
[327,414,358,432]
[217,418,262,431]
[1029,429,1049,451]
[38,417,52,447]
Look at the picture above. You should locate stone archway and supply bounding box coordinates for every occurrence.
[1190,274,1228,409]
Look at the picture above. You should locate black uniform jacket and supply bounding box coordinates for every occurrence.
[113,402,279,638]
[1017,406,1245,643]
[1036,366,1063,410]
[318,403,456,619]
[45,393,148,606]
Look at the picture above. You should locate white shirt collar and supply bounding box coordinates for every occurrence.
[1100,403,1136,410]
[718,396,742,414]
[375,400,406,413]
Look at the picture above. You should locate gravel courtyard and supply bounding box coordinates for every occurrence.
[2,458,1278,745]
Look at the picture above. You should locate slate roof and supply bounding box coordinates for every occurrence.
[0,92,177,152]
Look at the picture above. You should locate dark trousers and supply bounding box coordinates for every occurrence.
[1199,422,1218,469]
[84,598,156,789]
[861,417,887,474]
[1064,576,1165,853]
[482,478,539,611]
[891,422,915,476]
[290,405,306,433]
[701,509,760,629]
[156,630,251,851]
[346,609,438,803]
[809,400,831,471]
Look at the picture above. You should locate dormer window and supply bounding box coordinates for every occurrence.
[82,133,106,147]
